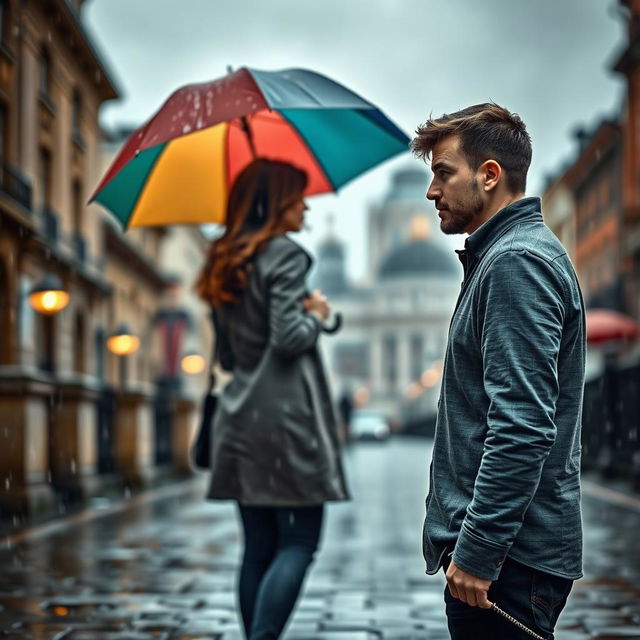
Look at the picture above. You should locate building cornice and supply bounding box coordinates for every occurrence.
[37,0,121,103]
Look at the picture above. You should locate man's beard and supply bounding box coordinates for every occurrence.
[440,179,484,235]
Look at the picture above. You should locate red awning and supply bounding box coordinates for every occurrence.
[585,308,639,344]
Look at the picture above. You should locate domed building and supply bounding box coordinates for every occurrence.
[312,165,462,428]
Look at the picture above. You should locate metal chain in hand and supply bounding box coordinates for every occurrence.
[491,603,545,639]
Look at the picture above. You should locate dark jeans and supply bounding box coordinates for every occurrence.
[443,556,573,640]
[237,504,324,640]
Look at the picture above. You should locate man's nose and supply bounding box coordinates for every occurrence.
[426,182,438,201]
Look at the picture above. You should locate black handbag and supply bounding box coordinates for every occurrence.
[191,311,220,470]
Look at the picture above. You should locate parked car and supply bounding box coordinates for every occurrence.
[348,410,390,441]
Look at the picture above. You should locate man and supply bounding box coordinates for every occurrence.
[411,103,585,639]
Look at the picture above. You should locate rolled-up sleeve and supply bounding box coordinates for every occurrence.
[268,246,321,358]
[452,250,567,580]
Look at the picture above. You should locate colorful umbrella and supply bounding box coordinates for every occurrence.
[90,67,410,229]
[585,308,639,344]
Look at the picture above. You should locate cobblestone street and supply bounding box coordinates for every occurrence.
[1,438,639,639]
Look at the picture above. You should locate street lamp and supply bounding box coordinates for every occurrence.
[106,324,140,356]
[28,274,69,315]
[106,324,140,389]
[181,352,206,375]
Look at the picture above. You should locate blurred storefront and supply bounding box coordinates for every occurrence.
[0,1,207,523]
[542,0,640,486]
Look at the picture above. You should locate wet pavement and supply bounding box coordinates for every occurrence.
[0,437,639,639]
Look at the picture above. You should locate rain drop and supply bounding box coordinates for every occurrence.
[4,478,9,489]
[182,124,192,134]
[70,459,76,474]
[289,512,295,526]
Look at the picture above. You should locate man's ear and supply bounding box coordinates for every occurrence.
[478,160,502,192]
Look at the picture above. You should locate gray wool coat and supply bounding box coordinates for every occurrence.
[207,234,349,506]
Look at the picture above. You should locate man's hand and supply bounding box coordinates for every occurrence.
[445,560,493,609]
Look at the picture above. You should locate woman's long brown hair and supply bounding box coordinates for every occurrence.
[195,159,308,307]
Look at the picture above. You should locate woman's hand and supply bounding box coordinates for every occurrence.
[303,289,330,322]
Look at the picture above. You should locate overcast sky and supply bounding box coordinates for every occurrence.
[85,0,625,281]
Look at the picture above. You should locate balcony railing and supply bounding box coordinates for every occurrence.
[0,162,32,211]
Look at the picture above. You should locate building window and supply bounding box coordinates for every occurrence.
[39,48,52,97]
[410,334,424,381]
[72,180,83,234]
[334,343,369,379]
[94,327,105,380]
[72,89,82,137]
[382,334,397,390]
[39,147,51,206]
[0,259,9,364]
[0,102,6,160]
[74,312,85,373]
[0,1,6,45]
[37,314,55,373]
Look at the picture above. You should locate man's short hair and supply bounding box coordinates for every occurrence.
[411,102,532,194]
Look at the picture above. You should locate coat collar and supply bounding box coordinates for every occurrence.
[465,196,543,260]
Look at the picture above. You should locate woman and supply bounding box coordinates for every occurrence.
[195,158,349,640]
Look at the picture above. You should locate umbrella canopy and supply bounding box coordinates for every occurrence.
[585,308,639,344]
[91,67,410,229]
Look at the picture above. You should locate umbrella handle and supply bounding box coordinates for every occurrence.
[321,312,342,334]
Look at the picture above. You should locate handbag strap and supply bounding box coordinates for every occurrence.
[208,307,221,393]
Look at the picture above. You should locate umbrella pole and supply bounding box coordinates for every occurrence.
[240,115,257,159]
[227,65,257,159]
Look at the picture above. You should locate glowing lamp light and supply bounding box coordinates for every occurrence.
[181,352,206,375]
[28,275,69,315]
[353,386,370,407]
[405,382,424,400]
[420,367,440,388]
[106,324,140,356]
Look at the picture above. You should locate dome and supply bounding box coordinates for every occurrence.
[384,166,430,202]
[378,240,460,280]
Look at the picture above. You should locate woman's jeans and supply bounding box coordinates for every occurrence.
[443,555,573,640]
[237,504,324,640]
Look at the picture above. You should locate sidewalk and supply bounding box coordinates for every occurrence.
[0,439,639,638]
